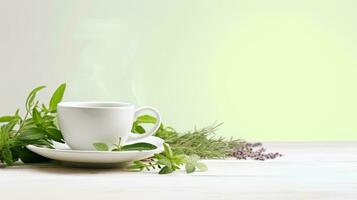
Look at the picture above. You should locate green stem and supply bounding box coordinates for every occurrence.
[14,110,29,137]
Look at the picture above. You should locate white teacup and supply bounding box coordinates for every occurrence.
[57,102,161,150]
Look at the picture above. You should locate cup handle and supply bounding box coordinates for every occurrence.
[128,106,161,141]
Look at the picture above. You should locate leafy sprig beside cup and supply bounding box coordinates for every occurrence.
[129,143,207,174]
[92,138,208,174]
[92,138,157,152]
[0,83,66,165]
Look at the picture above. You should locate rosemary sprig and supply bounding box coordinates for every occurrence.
[133,118,282,160]
[154,123,244,158]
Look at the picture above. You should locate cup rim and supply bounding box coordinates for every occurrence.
[58,101,135,109]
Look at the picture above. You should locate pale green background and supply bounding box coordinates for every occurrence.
[0,0,357,141]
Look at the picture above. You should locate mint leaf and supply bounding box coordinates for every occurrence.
[3,119,19,133]
[2,147,13,166]
[159,166,173,174]
[156,155,172,169]
[0,116,16,123]
[163,143,173,158]
[25,85,46,112]
[135,115,157,124]
[185,163,196,173]
[132,124,146,134]
[128,161,146,171]
[32,108,42,124]
[17,128,46,141]
[196,162,208,171]
[93,143,109,151]
[49,83,66,112]
[121,142,157,151]
[131,115,158,134]
[45,128,63,142]
[172,154,189,164]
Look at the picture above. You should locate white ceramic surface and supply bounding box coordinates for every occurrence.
[26,136,164,164]
[57,101,161,150]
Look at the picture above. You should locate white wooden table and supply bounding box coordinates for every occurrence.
[1,142,356,200]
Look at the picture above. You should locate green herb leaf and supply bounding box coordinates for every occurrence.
[185,163,196,173]
[25,85,46,112]
[2,147,13,166]
[17,128,46,141]
[45,128,63,142]
[2,119,19,133]
[93,143,109,151]
[121,142,157,151]
[0,116,16,123]
[163,143,173,158]
[49,83,66,112]
[131,115,158,134]
[32,107,42,124]
[159,166,173,174]
[172,154,189,164]
[128,160,146,171]
[0,131,9,149]
[132,124,146,134]
[156,155,172,169]
[135,115,157,124]
[0,83,69,167]
[196,162,208,171]
[41,104,49,112]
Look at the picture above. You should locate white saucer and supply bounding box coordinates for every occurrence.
[26,136,164,164]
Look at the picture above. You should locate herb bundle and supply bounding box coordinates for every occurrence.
[133,115,282,161]
[0,84,66,165]
[154,123,241,158]
[0,84,282,175]
[129,143,207,174]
